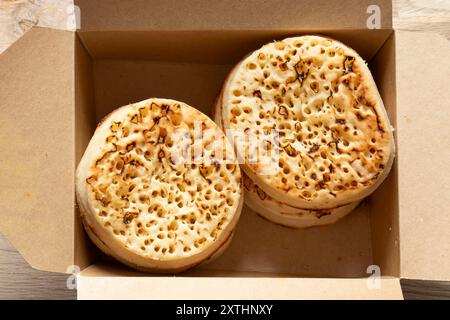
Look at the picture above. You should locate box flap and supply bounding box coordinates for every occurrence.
[395,31,450,281]
[78,264,403,300]
[0,27,76,273]
[74,0,392,31]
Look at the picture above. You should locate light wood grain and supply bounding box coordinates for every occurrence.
[0,234,75,299]
[0,0,449,300]
[394,0,450,39]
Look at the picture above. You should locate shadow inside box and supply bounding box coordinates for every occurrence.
[91,202,373,279]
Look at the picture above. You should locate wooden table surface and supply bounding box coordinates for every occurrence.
[0,0,449,300]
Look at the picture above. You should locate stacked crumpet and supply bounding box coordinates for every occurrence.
[76,98,243,272]
[215,35,395,228]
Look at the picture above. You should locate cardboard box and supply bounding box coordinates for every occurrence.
[0,0,449,299]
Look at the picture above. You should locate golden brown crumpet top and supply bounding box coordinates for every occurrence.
[76,98,242,269]
[219,35,394,208]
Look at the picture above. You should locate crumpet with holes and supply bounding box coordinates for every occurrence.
[242,173,359,228]
[216,35,394,210]
[76,98,243,273]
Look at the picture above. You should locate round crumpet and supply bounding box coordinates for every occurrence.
[76,98,243,273]
[243,174,359,228]
[216,35,395,209]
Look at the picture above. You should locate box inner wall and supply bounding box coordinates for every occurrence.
[74,29,398,278]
